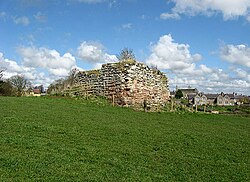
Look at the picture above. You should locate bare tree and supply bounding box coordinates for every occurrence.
[47,78,65,95]
[69,68,79,78]
[8,75,31,96]
[0,67,6,80]
[0,70,3,79]
[47,68,80,95]
[117,48,136,61]
[66,68,79,86]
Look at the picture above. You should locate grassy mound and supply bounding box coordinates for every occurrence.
[0,96,249,181]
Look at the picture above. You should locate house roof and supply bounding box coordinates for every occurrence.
[33,88,41,94]
[179,88,198,95]
[205,94,218,99]
[224,94,235,98]
[185,92,249,101]
[234,95,246,99]
[179,88,198,92]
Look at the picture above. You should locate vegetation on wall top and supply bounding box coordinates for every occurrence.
[117,48,136,61]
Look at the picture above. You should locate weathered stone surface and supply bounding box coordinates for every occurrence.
[63,61,170,110]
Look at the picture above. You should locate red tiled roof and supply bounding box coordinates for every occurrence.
[33,89,41,94]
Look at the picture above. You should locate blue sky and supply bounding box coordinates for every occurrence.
[0,0,250,94]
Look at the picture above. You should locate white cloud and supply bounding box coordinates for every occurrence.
[172,67,250,94]
[1,47,82,88]
[49,68,71,77]
[17,46,77,77]
[168,0,250,21]
[13,16,30,26]
[145,34,250,95]
[199,64,213,74]
[146,34,201,72]
[160,13,180,20]
[247,15,250,22]
[23,70,55,88]
[34,12,47,22]
[77,41,118,64]
[0,52,39,82]
[169,69,250,94]
[122,23,132,29]
[233,68,250,81]
[93,63,103,69]
[0,52,26,74]
[2,42,117,88]
[220,44,250,67]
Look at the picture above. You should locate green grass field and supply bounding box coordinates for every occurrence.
[0,96,249,181]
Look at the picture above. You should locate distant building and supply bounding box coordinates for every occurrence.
[26,85,46,97]
[234,94,247,105]
[33,88,41,94]
[188,92,247,106]
[179,88,198,98]
[194,93,207,105]
[215,93,234,106]
[205,94,218,105]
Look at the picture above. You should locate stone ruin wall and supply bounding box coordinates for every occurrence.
[65,61,170,109]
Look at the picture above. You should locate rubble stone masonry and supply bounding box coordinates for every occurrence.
[65,60,170,109]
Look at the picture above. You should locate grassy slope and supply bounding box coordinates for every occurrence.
[0,97,249,181]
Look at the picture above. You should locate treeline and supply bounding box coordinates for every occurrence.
[0,68,32,96]
[0,67,77,97]
[46,68,78,95]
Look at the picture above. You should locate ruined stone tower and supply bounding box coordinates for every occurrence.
[69,60,170,109]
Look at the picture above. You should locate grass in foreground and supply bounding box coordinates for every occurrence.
[0,96,249,181]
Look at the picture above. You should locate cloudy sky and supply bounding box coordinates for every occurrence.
[0,0,249,94]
